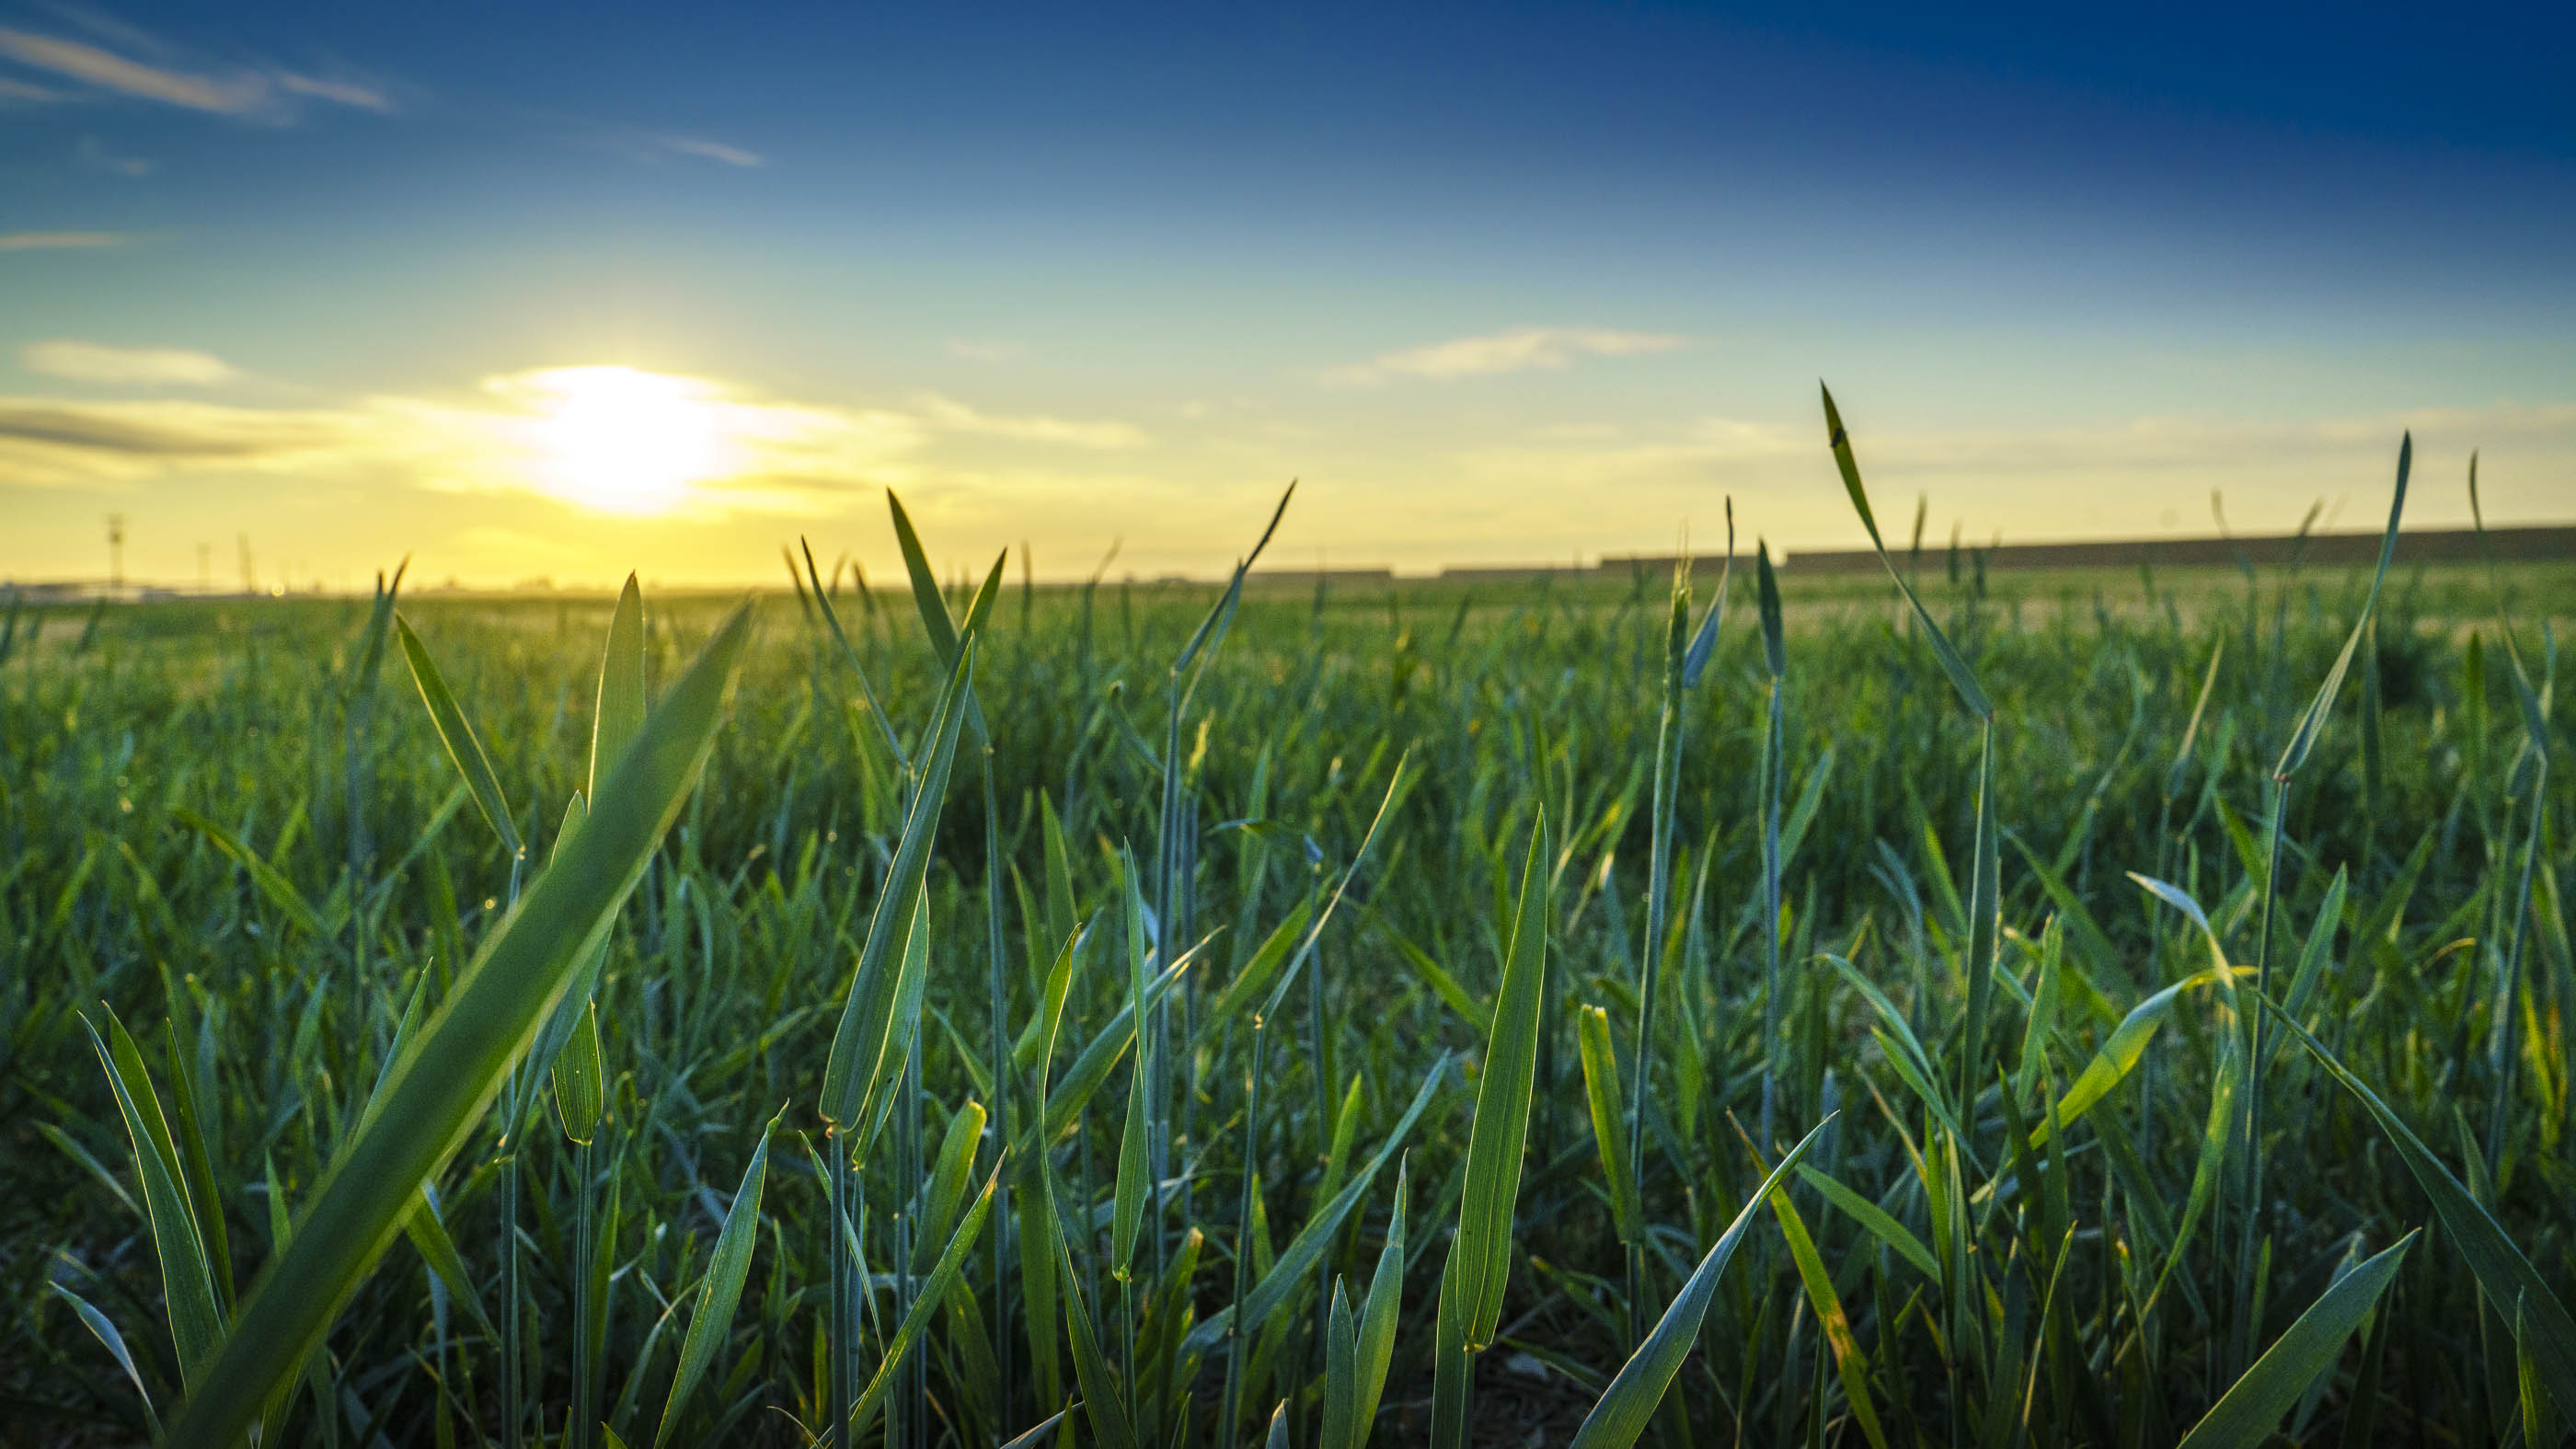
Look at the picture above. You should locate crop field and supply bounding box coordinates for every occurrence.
[4,431,2572,1448]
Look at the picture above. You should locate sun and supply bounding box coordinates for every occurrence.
[522,365,731,514]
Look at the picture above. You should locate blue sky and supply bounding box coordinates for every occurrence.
[4,1,2571,587]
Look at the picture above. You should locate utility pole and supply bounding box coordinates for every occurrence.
[106,513,126,600]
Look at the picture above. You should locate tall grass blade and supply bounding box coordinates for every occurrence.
[2274,434,2409,782]
[819,641,975,1132]
[166,601,753,1449]
[1431,817,1551,1449]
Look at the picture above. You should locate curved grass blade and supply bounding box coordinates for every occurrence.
[1819,385,1992,720]
[166,600,753,1449]
[2260,998,2576,1388]
[1210,1055,1445,1343]
[1679,497,1734,689]
[83,1008,223,1392]
[1794,1166,1937,1279]
[885,489,1006,738]
[655,1108,781,1448]
[1002,1408,1072,1449]
[1767,1165,1891,1449]
[2031,965,2243,1147]
[401,1186,496,1343]
[396,615,523,857]
[846,1166,1003,1443]
[1568,1117,1833,1449]
[914,1099,986,1271]
[2174,1232,2414,1449]
[51,1282,162,1439]
[173,809,329,940]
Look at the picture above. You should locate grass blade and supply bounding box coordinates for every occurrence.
[84,1008,223,1391]
[2260,998,2576,1388]
[165,600,753,1449]
[590,574,647,799]
[2175,1232,2414,1449]
[1569,1118,1834,1449]
[396,615,524,857]
[1431,817,1551,1449]
[2275,434,2409,781]
[654,1109,779,1448]
[819,640,976,1133]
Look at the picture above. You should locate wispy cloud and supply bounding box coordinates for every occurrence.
[1327,326,1687,385]
[643,133,766,167]
[0,366,1156,518]
[273,70,393,113]
[911,394,1148,449]
[0,20,394,120]
[0,25,260,111]
[946,339,1029,363]
[0,230,134,250]
[22,339,236,385]
[0,75,63,103]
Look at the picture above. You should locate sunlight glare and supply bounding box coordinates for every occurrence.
[523,366,731,514]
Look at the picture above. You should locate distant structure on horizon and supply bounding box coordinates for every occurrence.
[1237,523,2576,588]
[1602,523,2576,579]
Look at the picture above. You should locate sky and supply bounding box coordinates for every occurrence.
[4,0,2572,589]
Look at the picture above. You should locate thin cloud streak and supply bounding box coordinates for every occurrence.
[0,230,134,250]
[0,25,260,111]
[910,394,1148,449]
[1328,326,1688,385]
[647,134,766,167]
[22,339,237,385]
[273,71,394,113]
[0,21,395,119]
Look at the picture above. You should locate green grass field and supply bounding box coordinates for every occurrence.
[5,446,2571,1446]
